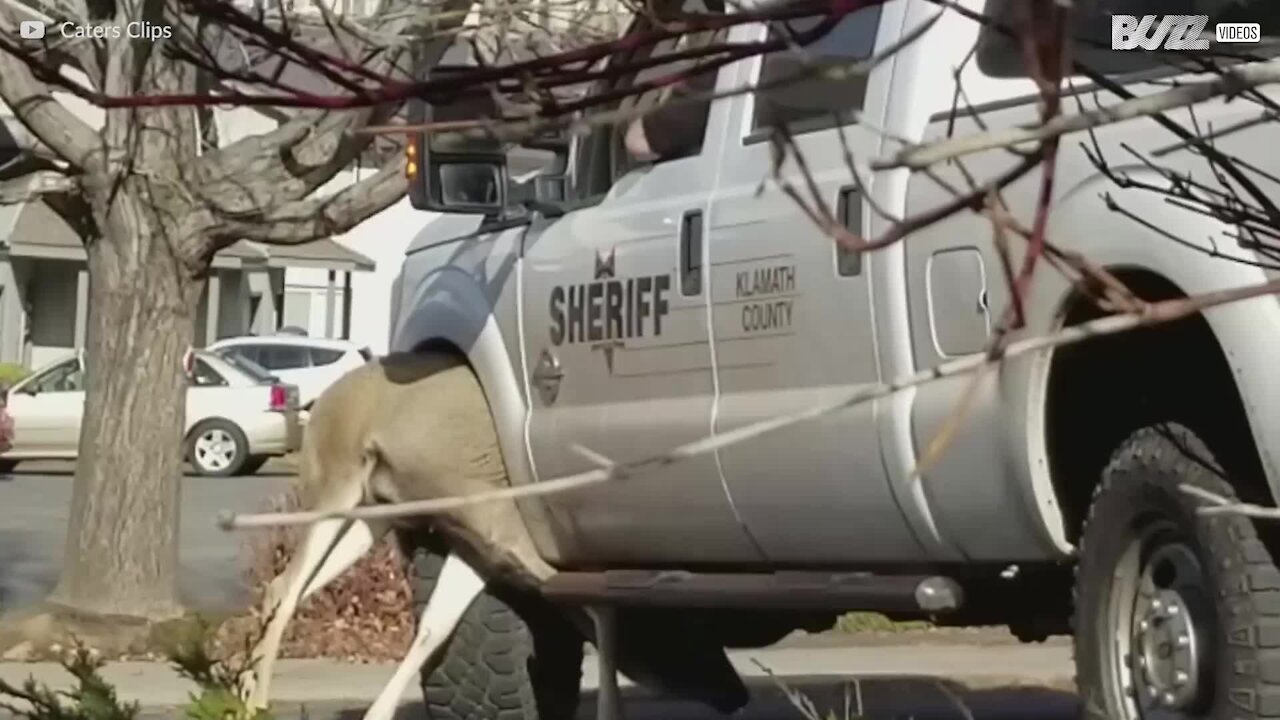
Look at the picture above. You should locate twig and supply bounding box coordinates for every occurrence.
[1181,484,1280,519]
[876,59,1280,171]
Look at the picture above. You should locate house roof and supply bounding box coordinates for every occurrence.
[251,237,375,272]
[0,198,374,273]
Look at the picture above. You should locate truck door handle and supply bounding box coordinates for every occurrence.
[835,185,863,277]
[680,210,703,296]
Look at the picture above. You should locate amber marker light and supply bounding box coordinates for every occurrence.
[406,141,419,179]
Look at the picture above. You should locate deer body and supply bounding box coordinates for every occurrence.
[244,352,557,714]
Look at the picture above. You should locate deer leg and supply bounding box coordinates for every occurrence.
[362,552,486,720]
[245,476,369,710]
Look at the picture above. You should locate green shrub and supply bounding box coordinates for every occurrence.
[0,363,29,389]
[0,632,274,720]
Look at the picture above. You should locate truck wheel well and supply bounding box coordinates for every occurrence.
[1046,269,1267,544]
[412,337,467,358]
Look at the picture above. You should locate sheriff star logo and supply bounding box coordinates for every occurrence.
[592,248,620,372]
[594,248,616,280]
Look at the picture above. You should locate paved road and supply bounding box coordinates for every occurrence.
[0,460,294,613]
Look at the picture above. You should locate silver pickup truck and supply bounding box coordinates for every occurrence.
[391,1,1280,718]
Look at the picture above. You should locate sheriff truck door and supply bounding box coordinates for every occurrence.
[520,0,762,567]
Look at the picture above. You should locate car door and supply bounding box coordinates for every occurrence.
[520,1,763,566]
[707,7,931,564]
[7,355,85,456]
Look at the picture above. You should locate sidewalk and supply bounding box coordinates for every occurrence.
[0,641,1075,719]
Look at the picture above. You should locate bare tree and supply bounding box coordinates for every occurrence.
[0,0,507,622]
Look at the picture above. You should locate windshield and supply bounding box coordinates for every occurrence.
[214,350,276,384]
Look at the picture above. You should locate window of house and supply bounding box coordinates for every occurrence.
[309,347,344,366]
[282,290,312,334]
[258,344,310,370]
[30,360,83,393]
[976,0,1280,79]
[751,5,884,136]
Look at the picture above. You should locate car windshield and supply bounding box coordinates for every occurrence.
[215,351,276,384]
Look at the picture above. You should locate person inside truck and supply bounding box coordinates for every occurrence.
[622,66,717,164]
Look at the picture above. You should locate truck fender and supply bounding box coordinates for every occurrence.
[1019,171,1280,547]
[391,264,575,566]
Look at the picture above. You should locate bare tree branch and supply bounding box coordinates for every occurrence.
[0,169,75,202]
[877,59,1280,172]
[0,43,99,168]
[215,159,404,244]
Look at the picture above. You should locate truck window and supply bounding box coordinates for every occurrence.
[976,0,1280,79]
[570,0,726,200]
[751,5,884,137]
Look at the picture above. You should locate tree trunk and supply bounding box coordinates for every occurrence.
[49,215,204,619]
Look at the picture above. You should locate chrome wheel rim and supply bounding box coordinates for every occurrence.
[1105,519,1214,719]
[194,429,237,472]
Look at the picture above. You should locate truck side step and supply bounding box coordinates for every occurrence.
[541,570,963,613]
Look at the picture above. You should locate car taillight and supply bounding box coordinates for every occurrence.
[270,384,288,411]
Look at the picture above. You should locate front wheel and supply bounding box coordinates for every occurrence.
[402,536,583,720]
[1074,424,1280,719]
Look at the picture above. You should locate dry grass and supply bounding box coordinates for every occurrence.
[215,489,416,663]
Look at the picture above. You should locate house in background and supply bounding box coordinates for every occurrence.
[0,191,374,370]
[0,83,377,370]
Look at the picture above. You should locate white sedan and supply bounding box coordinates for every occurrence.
[0,350,301,476]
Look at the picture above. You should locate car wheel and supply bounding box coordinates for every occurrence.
[0,459,17,474]
[1074,423,1280,719]
[187,420,249,477]
[402,534,583,720]
[239,456,269,476]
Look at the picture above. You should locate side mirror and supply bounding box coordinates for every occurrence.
[407,65,510,216]
[424,157,508,215]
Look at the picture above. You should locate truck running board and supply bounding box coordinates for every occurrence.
[541,570,963,613]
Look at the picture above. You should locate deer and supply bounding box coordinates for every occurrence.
[238,351,748,720]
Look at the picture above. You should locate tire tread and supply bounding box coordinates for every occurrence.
[404,539,582,720]
[1074,423,1280,719]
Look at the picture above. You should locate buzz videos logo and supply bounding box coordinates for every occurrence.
[19,20,45,39]
[1112,14,1262,50]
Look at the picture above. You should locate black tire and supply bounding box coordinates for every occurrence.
[239,456,270,476]
[404,539,583,720]
[186,419,249,477]
[1074,423,1280,719]
[0,459,18,474]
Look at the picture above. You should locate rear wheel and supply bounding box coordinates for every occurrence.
[1074,424,1280,719]
[186,420,249,477]
[403,537,583,720]
[0,459,17,474]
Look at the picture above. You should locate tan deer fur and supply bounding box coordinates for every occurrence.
[241,352,559,714]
